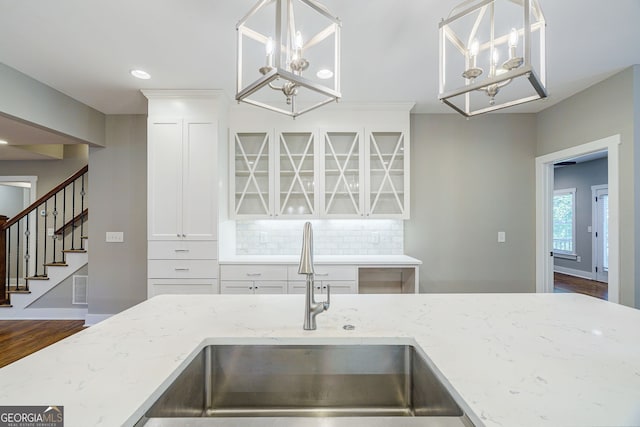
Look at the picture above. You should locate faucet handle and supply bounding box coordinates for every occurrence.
[323,284,330,311]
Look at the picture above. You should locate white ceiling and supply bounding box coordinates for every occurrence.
[0,0,639,116]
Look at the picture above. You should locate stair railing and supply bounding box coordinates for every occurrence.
[1,165,88,304]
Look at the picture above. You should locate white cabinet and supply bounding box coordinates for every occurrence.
[220,265,288,295]
[148,118,217,240]
[231,130,318,218]
[365,130,409,218]
[231,127,409,219]
[287,265,357,294]
[144,90,226,298]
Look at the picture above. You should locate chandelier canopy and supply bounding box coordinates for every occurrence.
[236,0,341,118]
[439,0,547,117]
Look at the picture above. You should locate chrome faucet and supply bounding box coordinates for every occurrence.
[298,222,330,330]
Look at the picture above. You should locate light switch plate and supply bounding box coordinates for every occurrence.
[498,231,506,243]
[106,231,124,243]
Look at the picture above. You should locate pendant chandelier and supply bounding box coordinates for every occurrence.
[438,0,547,117]
[236,0,341,118]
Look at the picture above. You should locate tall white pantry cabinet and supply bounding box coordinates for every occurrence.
[143,90,227,297]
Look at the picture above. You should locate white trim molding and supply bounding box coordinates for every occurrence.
[554,266,594,281]
[536,134,620,303]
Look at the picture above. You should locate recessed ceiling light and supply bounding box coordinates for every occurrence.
[130,69,151,80]
[316,69,333,79]
[0,140,8,145]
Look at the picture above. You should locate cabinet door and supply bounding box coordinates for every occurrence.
[220,281,255,294]
[276,131,317,217]
[321,130,364,217]
[366,131,409,218]
[232,132,273,217]
[183,120,217,240]
[320,281,357,294]
[148,119,183,240]
[254,281,288,294]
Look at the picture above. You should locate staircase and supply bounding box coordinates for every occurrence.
[1,166,88,318]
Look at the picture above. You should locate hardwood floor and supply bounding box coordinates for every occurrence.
[0,320,86,368]
[554,273,608,300]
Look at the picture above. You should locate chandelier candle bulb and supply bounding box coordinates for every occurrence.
[509,28,519,59]
[470,39,479,68]
[266,38,274,67]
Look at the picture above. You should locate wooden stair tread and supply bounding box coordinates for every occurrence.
[25,276,49,281]
[8,290,30,294]
[81,236,88,240]
[0,304,13,308]
[62,249,87,253]
[44,262,68,267]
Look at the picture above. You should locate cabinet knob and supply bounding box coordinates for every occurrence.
[176,234,180,237]
[182,234,186,238]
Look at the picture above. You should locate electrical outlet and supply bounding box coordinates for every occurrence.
[577,256,581,262]
[259,231,268,243]
[106,232,124,243]
[370,232,380,244]
[587,226,592,233]
[47,228,54,237]
[498,231,506,243]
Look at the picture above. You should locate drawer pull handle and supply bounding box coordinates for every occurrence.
[246,273,262,277]
[174,249,189,252]
[315,273,329,277]
[175,268,190,271]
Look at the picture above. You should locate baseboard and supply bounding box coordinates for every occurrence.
[554,265,594,280]
[0,308,88,320]
[84,313,113,326]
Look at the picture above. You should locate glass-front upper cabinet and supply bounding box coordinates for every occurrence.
[321,130,364,217]
[232,132,273,217]
[275,131,317,217]
[366,131,409,218]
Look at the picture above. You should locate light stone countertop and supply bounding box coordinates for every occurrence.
[219,254,422,265]
[0,293,639,427]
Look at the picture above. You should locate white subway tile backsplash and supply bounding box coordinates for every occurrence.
[235,220,403,255]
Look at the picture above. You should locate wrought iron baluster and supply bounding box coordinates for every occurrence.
[7,225,10,292]
[62,185,66,253]
[80,174,85,243]
[34,205,39,277]
[71,179,76,250]
[43,201,48,268]
[16,221,20,290]
[52,194,58,263]
[25,215,30,291]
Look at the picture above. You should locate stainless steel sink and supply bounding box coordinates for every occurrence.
[136,344,476,427]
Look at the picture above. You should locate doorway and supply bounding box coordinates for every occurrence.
[592,185,608,283]
[535,135,620,303]
[0,176,38,281]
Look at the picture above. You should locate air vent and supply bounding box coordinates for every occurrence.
[72,275,88,305]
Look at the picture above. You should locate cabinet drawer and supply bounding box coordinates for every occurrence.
[220,264,287,281]
[148,241,217,260]
[287,265,356,281]
[220,280,287,294]
[148,278,219,298]
[148,260,218,278]
[288,280,356,294]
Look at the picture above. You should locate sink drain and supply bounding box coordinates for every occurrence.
[343,324,355,331]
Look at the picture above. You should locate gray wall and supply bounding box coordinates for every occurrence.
[29,265,88,309]
[406,114,537,294]
[553,158,608,274]
[537,66,637,307]
[88,115,147,315]
[0,184,24,217]
[0,144,88,198]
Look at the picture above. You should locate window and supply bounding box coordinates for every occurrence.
[553,188,576,254]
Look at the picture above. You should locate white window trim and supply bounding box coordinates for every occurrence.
[553,187,576,256]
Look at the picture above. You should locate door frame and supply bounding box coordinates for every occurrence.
[0,175,38,278]
[591,184,608,283]
[535,135,620,303]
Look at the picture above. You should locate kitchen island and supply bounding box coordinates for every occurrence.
[0,293,639,426]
